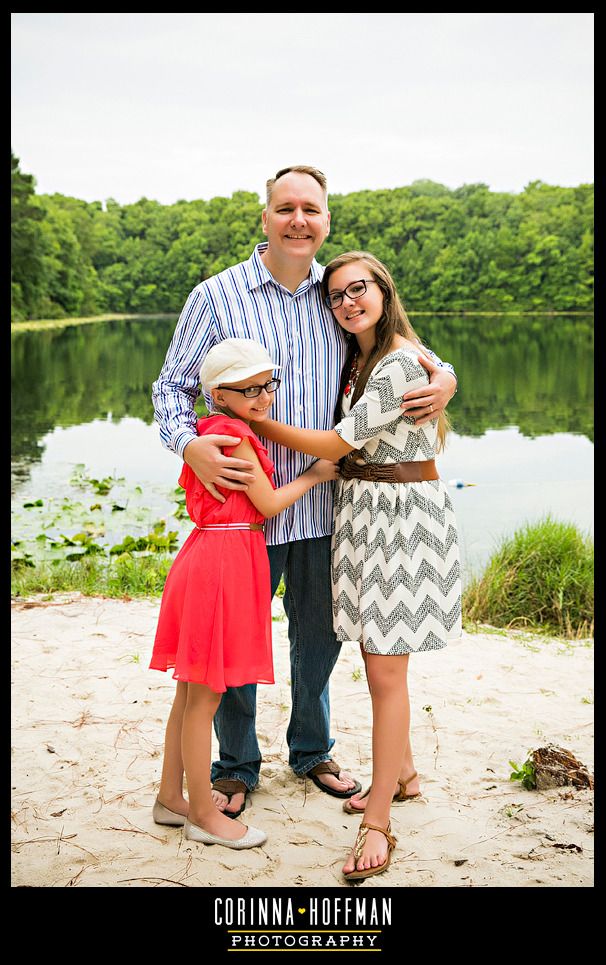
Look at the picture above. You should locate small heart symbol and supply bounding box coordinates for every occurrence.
[298,908,306,914]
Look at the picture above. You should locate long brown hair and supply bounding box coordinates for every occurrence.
[322,251,450,452]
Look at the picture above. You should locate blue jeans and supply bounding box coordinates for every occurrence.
[211,536,341,790]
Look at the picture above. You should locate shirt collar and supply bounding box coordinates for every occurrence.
[244,242,324,293]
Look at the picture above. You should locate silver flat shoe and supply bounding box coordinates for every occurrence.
[184,818,267,849]
[153,798,187,826]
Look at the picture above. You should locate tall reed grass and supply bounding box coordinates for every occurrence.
[463,516,593,637]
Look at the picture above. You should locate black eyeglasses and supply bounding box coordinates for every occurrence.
[324,278,378,309]
[217,378,281,399]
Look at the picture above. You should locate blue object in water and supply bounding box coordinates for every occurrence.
[447,478,476,488]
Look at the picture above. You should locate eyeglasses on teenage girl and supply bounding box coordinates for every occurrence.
[324,279,379,309]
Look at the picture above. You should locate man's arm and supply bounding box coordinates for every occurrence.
[400,349,457,425]
[151,288,255,501]
[152,288,211,455]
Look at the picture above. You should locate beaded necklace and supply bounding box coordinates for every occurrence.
[343,351,361,398]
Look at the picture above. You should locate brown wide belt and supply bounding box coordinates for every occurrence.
[339,458,439,483]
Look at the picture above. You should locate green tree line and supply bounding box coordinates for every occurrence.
[11,152,593,321]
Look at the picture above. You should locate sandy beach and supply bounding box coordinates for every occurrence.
[11,593,593,888]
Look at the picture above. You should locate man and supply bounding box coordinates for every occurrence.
[152,165,457,815]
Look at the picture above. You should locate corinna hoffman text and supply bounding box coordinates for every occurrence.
[214,896,392,926]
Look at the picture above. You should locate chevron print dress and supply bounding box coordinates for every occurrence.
[332,348,462,654]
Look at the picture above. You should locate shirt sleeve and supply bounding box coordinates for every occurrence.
[424,345,457,385]
[151,287,218,457]
[334,352,429,449]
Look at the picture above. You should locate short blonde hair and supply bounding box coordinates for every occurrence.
[266,165,328,206]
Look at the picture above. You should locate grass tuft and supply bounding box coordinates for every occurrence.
[462,516,593,638]
[11,554,174,600]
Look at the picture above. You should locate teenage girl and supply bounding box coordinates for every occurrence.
[149,338,338,850]
[253,252,462,878]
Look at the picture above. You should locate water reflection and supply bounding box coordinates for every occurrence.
[11,313,593,578]
[417,314,593,441]
[11,315,593,481]
[12,318,189,480]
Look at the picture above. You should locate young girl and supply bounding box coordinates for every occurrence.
[254,252,462,879]
[149,337,338,850]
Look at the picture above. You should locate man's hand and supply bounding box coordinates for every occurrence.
[183,435,256,503]
[401,354,457,426]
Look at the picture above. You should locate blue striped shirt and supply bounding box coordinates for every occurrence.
[152,242,455,546]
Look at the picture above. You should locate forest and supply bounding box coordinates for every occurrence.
[11,152,593,321]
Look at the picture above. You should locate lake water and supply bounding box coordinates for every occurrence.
[11,314,594,583]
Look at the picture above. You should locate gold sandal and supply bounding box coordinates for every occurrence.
[343,822,397,881]
[342,771,421,813]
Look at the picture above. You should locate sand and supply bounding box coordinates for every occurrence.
[11,593,594,888]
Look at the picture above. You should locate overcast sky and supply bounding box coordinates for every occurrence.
[11,12,594,206]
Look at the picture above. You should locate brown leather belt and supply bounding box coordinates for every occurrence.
[339,458,439,483]
[196,523,264,531]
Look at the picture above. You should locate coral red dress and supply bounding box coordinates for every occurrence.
[149,415,275,693]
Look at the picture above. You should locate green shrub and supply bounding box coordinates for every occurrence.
[463,516,593,637]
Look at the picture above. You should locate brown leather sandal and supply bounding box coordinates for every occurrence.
[342,771,421,813]
[343,821,397,881]
[394,771,422,802]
